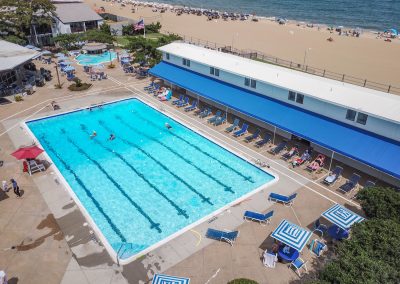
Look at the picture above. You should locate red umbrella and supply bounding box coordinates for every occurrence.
[11,146,44,160]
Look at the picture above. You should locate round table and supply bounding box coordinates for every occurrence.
[328,224,349,240]
[277,246,299,263]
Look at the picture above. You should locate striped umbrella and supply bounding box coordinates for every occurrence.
[321,204,364,230]
[271,219,312,252]
[152,274,190,284]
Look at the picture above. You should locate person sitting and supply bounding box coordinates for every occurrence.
[159,89,172,101]
[156,87,166,97]
[51,101,60,110]
[292,150,311,167]
[308,154,325,171]
[157,88,169,99]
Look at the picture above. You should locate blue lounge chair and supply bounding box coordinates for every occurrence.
[144,81,155,90]
[312,219,328,237]
[244,128,261,143]
[199,108,211,118]
[184,100,198,112]
[206,228,239,246]
[233,123,249,137]
[339,173,361,194]
[176,96,189,107]
[225,118,240,133]
[269,140,287,155]
[214,115,226,126]
[207,110,222,124]
[290,257,308,277]
[309,239,327,257]
[172,95,184,105]
[194,106,204,115]
[323,166,343,186]
[364,180,376,189]
[268,192,297,206]
[255,133,272,148]
[243,210,274,225]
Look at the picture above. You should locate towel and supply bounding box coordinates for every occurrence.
[263,251,277,268]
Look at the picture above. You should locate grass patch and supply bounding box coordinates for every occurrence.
[116,33,164,47]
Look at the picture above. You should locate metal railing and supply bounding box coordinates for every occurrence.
[163,31,400,95]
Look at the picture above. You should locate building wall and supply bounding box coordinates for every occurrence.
[163,53,400,142]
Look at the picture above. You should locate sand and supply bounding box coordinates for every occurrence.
[85,0,400,88]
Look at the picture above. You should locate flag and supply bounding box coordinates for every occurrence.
[134,19,144,31]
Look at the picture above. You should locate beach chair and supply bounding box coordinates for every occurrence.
[269,140,287,155]
[244,128,261,143]
[214,115,227,126]
[225,118,240,133]
[364,180,376,189]
[205,228,239,246]
[184,100,197,112]
[312,219,328,237]
[172,95,184,105]
[255,133,272,148]
[309,239,327,257]
[243,210,273,225]
[339,173,361,195]
[176,96,189,107]
[290,257,308,277]
[282,145,299,161]
[306,154,326,171]
[194,106,205,116]
[28,160,45,175]
[144,81,155,90]
[199,108,211,118]
[207,110,222,124]
[233,123,249,137]
[263,250,278,268]
[268,192,297,206]
[323,166,343,186]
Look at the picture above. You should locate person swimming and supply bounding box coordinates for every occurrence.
[90,131,97,139]
[109,134,115,141]
[165,123,172,130]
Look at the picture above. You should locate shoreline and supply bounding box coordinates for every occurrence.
[86,0,400,86]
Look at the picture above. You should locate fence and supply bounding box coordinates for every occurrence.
[163,31,400,95]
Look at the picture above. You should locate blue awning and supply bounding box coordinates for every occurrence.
[150,62,400,179]
[271,220,312,251]
[322,204,364,230]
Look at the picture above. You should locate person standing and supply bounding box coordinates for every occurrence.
[10,179,21,198]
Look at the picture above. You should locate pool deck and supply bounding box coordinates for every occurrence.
[0,59,366,284]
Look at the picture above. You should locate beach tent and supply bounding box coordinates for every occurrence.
[385,28,398,36]
[271,220,312,252]
[321,204,364,230]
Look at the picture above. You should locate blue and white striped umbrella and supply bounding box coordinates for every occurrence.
[152,274,190,284]
[271,219,312,252]
[322,204,364,230]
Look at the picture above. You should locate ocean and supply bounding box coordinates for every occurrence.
[149,0,399,31]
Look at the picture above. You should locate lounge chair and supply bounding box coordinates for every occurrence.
[244,128,261,143]
[207,110,222,124]
[290,257,308,277]
[255,133,272,148]
[172,95,184,105]
[312,219,328,237]
[306,154,326,171]
[364,180,376,189]
[268,192,297,206]
[309,239,327,257]
[28,160,45,175]
[205,228,239,246]
[243,210,273,225]
[225,118,240,133]
[194,106,205,116]
[176,96,189,107]
[263,250,278,268]
[323,166,343,186]
[269,140,287,155]
[199,108,211,118]
[292,149,312,167]
[184,100,197,112]
[214,115,226,126]
[339,173,361,195]
[144,81,155,90]
[282,145,299,161]
[233,123,249,137]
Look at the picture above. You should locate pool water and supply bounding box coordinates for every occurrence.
[75,51,117,65]
[27,99,275,260]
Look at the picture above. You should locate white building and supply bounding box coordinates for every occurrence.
[150,42,400,186]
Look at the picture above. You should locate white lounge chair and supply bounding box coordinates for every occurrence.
[263,250,278,268]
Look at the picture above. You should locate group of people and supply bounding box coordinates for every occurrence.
[90,131,115,141]
[2,178,21,198]
[156,87,172,101]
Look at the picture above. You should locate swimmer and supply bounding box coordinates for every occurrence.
[109,134,115,141]
[90,131,97,139]
[165,123,172,130]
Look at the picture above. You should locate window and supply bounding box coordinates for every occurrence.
[296,93,304,104]
[288,91,296,101]
[182,58,190,67]
[345,109,356,121]
[215,68,219,77]
[186,59,190,67]
[166,53,170,60]
[210,67,220,77]
[210,67,214,75]
[244,78,250,86]
[356,113,368,125]
[250,79,256,89]
[182,58,186,65]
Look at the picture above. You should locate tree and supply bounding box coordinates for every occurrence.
[145,21,161,33]
[53,33,82,50]
[84,29,114,44]
[99,22,111,35]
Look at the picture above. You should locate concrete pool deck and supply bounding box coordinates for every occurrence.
[0,62,365,284]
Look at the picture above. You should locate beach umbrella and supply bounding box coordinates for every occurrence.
[387,28,398,35]
[321,204,364,230]
[271,219,312,252]
[152,274,190,284]
[11,146,44,160]
[63,66,75,72]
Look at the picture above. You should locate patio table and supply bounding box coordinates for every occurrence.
[278,245,299,263]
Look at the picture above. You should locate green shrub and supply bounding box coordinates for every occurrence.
[14,95,24,102]
[227,279,259,284]
[68,78,91,91]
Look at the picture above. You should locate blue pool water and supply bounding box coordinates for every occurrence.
[27,99,274,259]
[76,51,117,65]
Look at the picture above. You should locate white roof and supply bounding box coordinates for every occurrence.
[0,40,39,71]
[158,42,400,123]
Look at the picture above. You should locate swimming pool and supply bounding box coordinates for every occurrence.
[75,51,117,65]
[27,99,275,262]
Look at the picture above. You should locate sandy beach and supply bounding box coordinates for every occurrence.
[85,0,400,87]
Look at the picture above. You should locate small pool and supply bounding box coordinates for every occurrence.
[75,51,117,65]
[27,99,275,263]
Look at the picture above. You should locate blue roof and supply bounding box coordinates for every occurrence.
[150,62,400,179]
[271,219,312,251]
[322,204,364,230]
